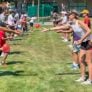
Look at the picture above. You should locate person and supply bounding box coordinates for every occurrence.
[81,9,91,28]
[59,11,69,42]
[0,9,7,22]
[0,21,21,65]
[14,11,20,24]
[21,14,27,32]
[29,17,36,31]
[0,28,10,65]
[16,21,22,30]
[7,10,15,30]
[52,12,59,27]
[42,11,92,84]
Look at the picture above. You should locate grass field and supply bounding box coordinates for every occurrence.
[0,28,92,92]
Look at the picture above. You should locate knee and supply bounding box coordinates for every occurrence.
[79,58,83,64]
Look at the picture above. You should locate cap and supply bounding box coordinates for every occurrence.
[68,10,79,16]
[81,9,89,14]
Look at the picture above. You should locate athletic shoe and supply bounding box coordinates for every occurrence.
[75,77,86,82]
[68,44,72,48]
[63,39,68,42]
[81,79,92,85]
[72,64,79,70]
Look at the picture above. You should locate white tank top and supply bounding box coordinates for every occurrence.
[69,20,88,42]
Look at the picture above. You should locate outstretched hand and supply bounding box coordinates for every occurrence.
[14,30,22,35]
[41,28,48,32]
[74,40,82,45]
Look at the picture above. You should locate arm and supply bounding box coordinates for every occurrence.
[56,28,73,33]
[42,24,70,32]
[78,20,91,42]
[2,36,13,40]
[0,26,21,35]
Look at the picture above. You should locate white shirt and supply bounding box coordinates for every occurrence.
[15,13,19,21]
[30,17,36,23]
[61,16,67,24]
[0,13,6,22]
[7,14,15,26]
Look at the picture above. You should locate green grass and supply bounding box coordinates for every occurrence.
[0,28,92,92]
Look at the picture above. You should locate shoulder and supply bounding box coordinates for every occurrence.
[78,20,84,25]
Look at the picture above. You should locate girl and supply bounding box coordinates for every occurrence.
[0,21,20,65]
[81,10,91,28]
[42,11,92,84]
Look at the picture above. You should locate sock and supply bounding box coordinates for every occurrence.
[73,62,78,66]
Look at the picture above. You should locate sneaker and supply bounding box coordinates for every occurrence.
[63,39,68,42]
[81,79,92,85]
[72,64,79,70]
[68,44,72,48]
[75,77,86,82]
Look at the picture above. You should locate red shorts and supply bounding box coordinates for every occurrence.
[2,44,10,53]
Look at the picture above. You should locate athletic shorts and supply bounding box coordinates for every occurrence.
[30,23,33,27]
[81,40,92,50]
[9,26,15,30]
[73,44,81,53]
[2,44,10,53]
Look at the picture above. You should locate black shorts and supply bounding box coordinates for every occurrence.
[81,40,92,50]
[0,51,2,55]
[30,23,33,27]
[9,26,15,30]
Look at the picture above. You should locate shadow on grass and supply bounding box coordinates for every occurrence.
[7,61,24,65]
[9,43,22,45]
[0,70,38,76]
[13,38,22,41]
[0,70,24,76]
[66,62,72,65]
[10,51,25,55]
[56,72,80,76]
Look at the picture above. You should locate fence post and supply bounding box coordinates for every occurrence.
[37,0,40,22]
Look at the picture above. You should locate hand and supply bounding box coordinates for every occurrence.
[88,40,92,46]
[14,30,22,35]
[74,40,82,45]
[8,36,13,40]
[41,28,48,32]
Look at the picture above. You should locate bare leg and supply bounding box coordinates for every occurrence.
[79,49,86,78]
[86,49,92,80]
[72,52,79,64]
[2,53,9,65]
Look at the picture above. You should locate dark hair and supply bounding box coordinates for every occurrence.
[68,12,79,19]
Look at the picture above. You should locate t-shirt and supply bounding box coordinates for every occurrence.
[84,16,91,28]
[0,13,6,22]
[61,16,67,24]
[7,14,15,26]
[14,13,19,21]
[0,29,6,48]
